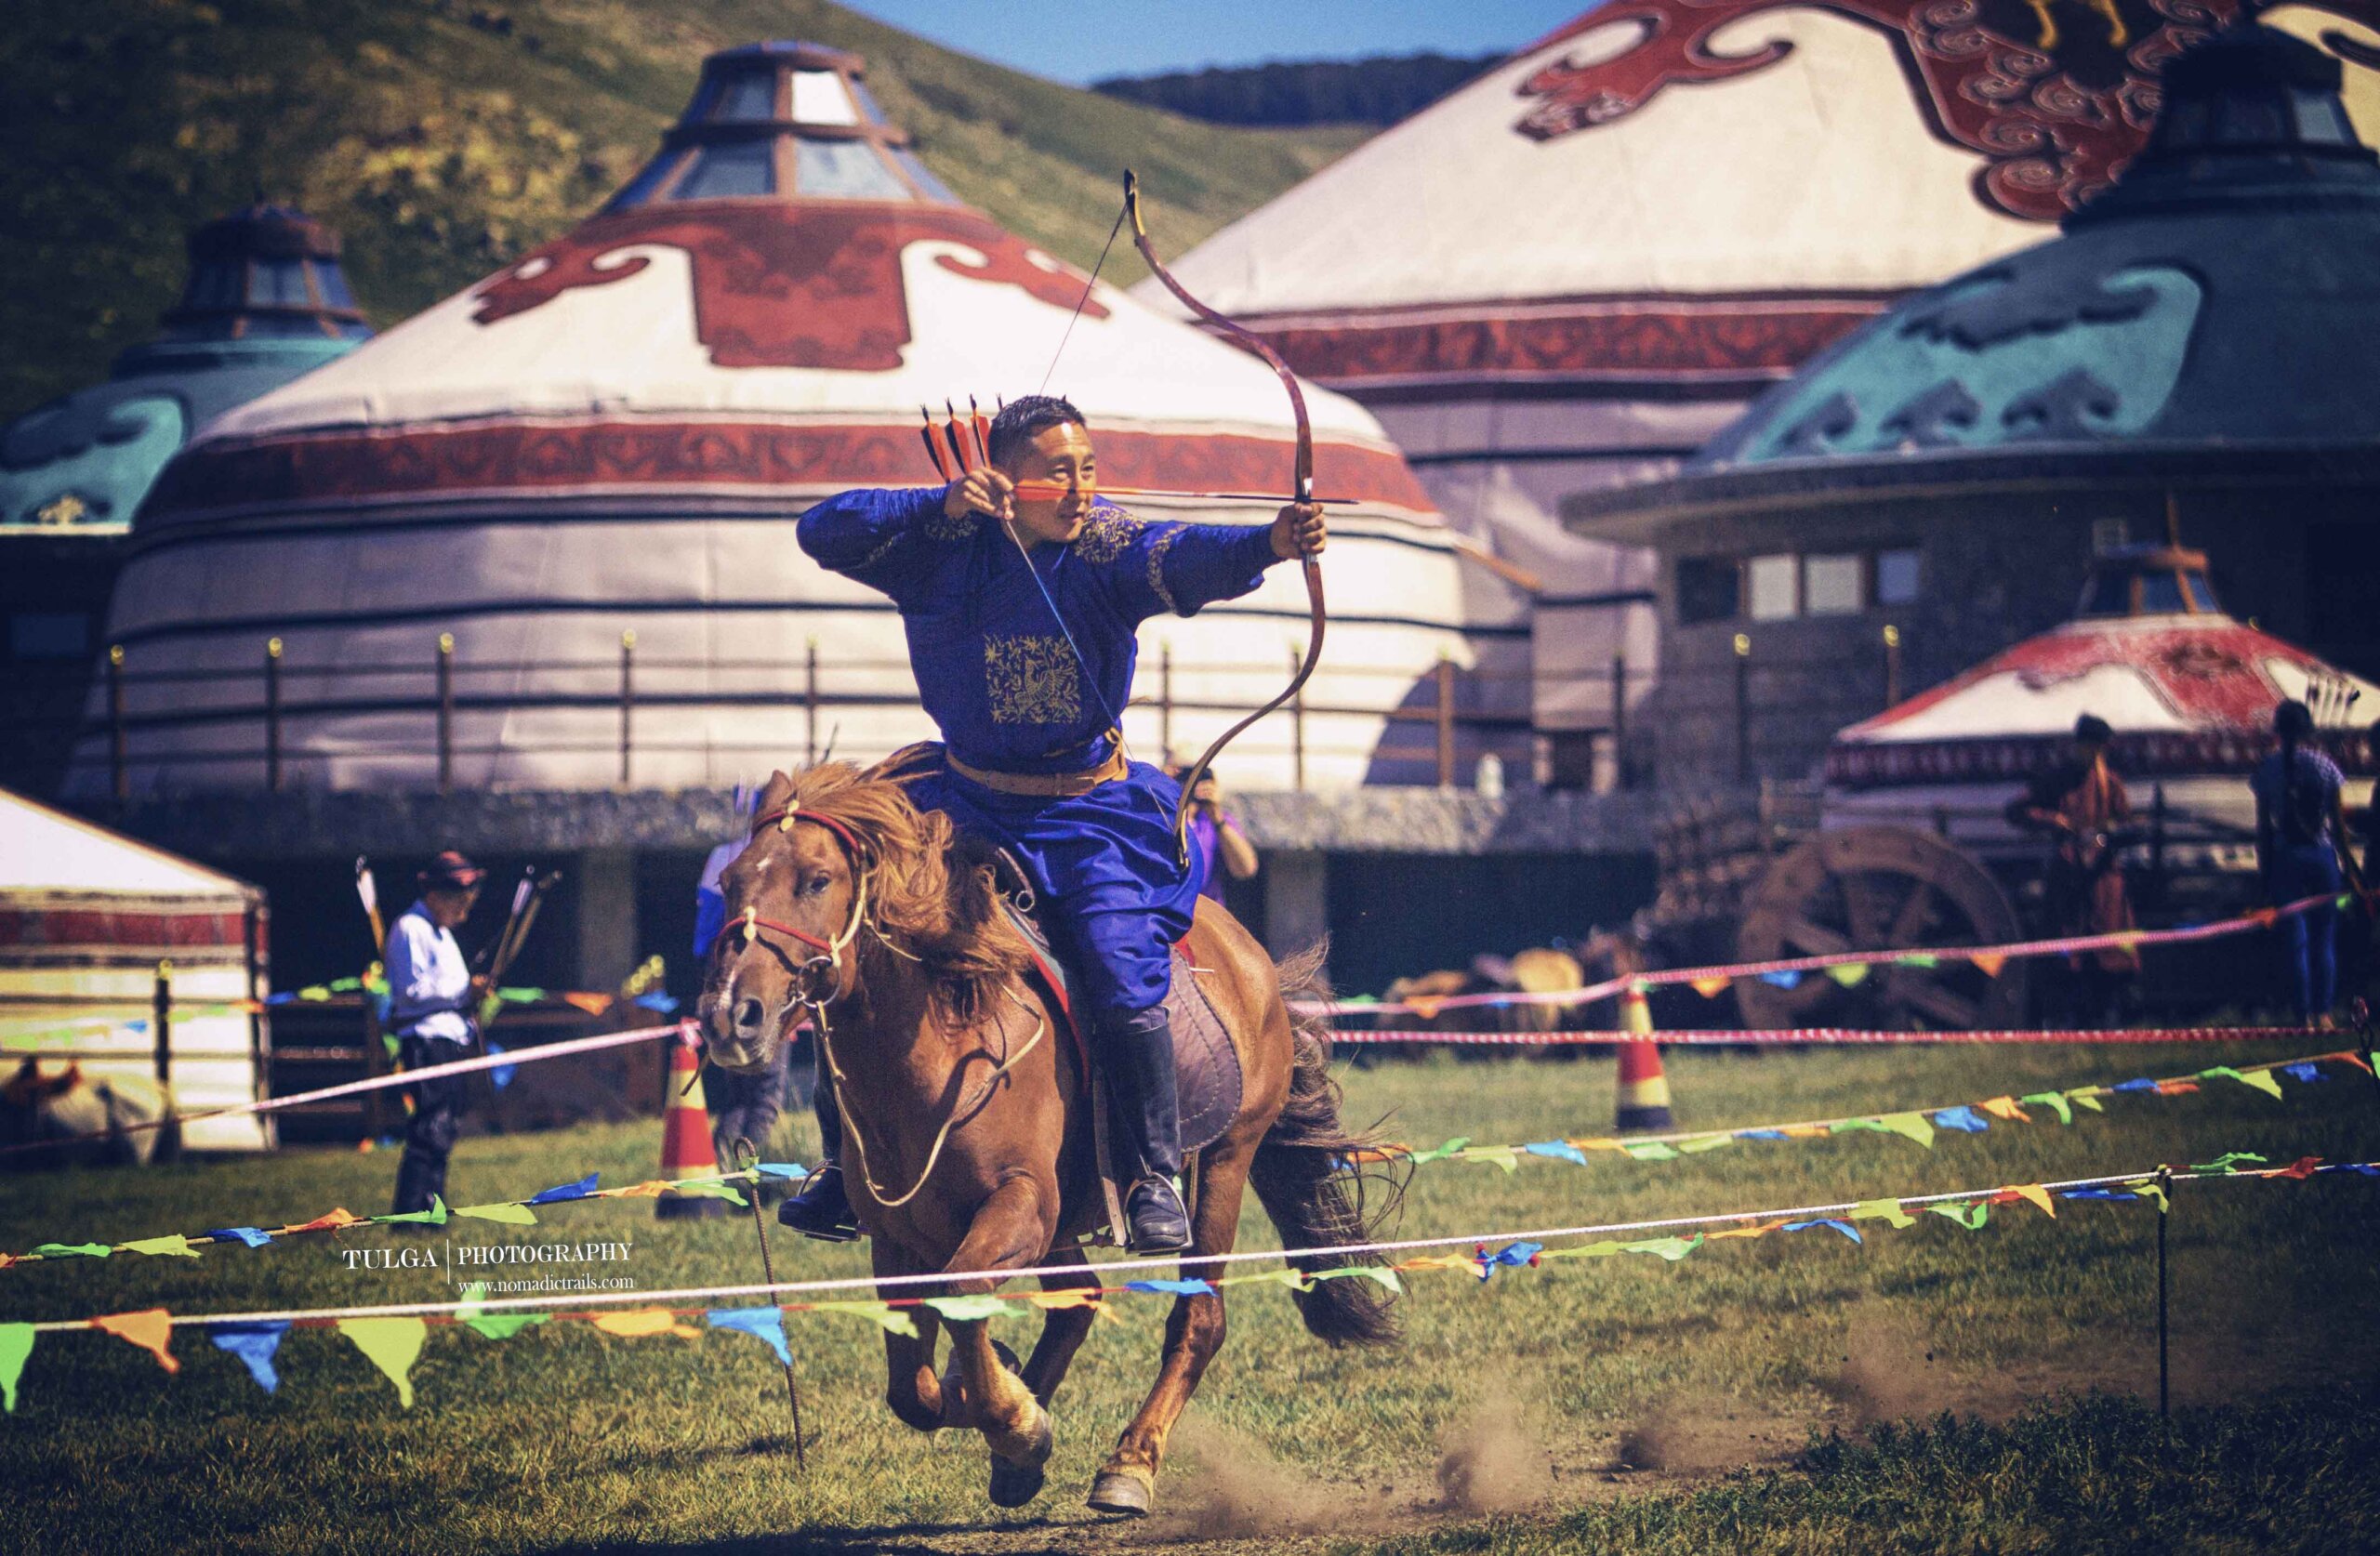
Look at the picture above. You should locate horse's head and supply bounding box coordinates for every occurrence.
[697,753,1033,1075]
[698,769,872,1075]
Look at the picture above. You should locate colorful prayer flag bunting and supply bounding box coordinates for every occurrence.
[337,1317,426,1406]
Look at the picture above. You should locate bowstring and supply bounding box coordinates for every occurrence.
[1038,198,1128,398]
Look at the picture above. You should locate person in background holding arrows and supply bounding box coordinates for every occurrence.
[786,393,1324,1253]
[385,850,486,1219]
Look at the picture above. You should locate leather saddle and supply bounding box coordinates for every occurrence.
[988,854,1243,1235]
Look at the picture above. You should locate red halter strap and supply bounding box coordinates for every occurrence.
[734,805,869,958]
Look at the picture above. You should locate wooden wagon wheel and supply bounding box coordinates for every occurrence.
[1734,825,2025,1031]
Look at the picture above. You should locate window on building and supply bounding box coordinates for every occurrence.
[1747,554,1798,621]
[1803,553,1863,615]
[1876,547,1921,605]
[2139,571,2187,613]
[1676,558,1740,625]
[9,613,90,661]
[791,70,860,125]
[608,150,689,210]
[891,146,957,203]
[795,138,910,199]
[712,70,779,123]
[246,258,311,309]
[671,140,775,200]
[185,262,242,311]
[309,259,357,310]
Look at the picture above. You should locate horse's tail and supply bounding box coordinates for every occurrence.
[1248,939,1405,1349]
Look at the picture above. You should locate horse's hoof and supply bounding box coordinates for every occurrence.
[988,1457,1047,1509]
[1087,1468,1153,1518]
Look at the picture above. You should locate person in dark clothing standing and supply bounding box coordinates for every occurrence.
[694,804,803,1182]
[2006,714,2140,1025]
[2251,699,2358,1027]
[385,850,484,1218]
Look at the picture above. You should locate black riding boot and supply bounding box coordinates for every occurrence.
[777,1083,861,1241]
[1100,1005,1191,1253]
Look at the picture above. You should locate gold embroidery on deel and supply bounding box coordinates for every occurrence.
[922,504,977,541]
[984,634,1081,725]
[1146,523,1186,613]
[1070,505,1146,564]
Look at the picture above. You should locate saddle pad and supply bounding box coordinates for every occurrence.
[996,894,1245,1154]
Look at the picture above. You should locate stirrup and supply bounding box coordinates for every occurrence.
[1122,1176,1191,1255]
[776,1163,863,1243]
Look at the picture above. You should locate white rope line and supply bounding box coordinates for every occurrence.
[173,1021,693,1130]
[25,1158,2358,1334]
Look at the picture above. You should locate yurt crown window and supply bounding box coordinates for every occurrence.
[2076,545,2221,619]
[796,137,910,199]
[853,76,887,119]
[674,140,776,201]
[711,70,779,123]
[246,258,312,310]
[185,262,242,312]
[309,259,358,312]
[791,70,861,125]
[890,146,957,203]
[606,152,687,211]
[2291,87,2356,145]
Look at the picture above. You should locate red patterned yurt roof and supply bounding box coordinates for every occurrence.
[1830,548,2376,786]
[1147,1,2380,395]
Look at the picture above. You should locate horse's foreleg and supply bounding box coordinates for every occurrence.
[940,1175,1057,1469]
[874,1241,945,1433]
[1091,1143,1252,1517]
[1020,1246,1102,1407]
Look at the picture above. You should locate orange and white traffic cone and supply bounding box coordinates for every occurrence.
[656,1036,725,1220]
[1615,980,1673,1133]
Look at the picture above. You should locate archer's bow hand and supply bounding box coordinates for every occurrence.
[1272,500,1327,560]
[945,468,1015,524]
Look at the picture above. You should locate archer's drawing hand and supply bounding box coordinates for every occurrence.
[945,469,1015,524]
[1272,500,1327,560]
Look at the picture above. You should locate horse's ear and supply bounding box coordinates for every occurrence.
[754,770,798,815]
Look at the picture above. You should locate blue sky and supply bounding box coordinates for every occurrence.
[840,1,1593,86]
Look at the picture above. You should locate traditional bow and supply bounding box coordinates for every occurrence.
[1121,169,1328,865]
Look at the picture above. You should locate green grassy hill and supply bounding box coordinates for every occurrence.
[0,0,1368,423]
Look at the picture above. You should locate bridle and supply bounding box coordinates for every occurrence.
[729,802,872,1002]
[720,795,1048,1212]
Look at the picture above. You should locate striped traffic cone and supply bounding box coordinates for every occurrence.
[1615,981,1673,1132]
[656,1036,725,1220]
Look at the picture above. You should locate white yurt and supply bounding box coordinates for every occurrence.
[73,40,1474,797]
[1140,0,2380,776]
[0,788,271,1154]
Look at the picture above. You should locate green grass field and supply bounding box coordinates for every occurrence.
[3,1040,2376,1554]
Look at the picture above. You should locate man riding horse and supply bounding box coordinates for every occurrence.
[781,393,1327,1255]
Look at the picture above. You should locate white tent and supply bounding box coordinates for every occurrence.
[73,41,1477,798]
[0,789,271,1153]
[1140,0,2380,762]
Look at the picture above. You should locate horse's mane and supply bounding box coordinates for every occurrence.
[753,749,1032,1032]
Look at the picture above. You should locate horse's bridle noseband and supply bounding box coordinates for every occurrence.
[729,802,871,1003]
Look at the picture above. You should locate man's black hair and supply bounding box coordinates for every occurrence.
[2074,713,2113,745]
[987,394,1087,468]
[2274,698,2314,740]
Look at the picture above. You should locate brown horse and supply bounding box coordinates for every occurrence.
[696,755,1397,1515]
